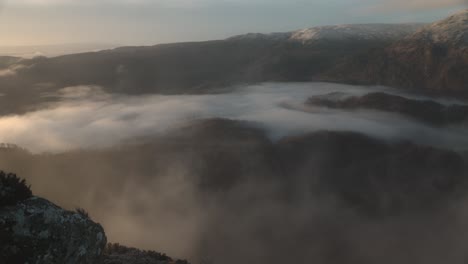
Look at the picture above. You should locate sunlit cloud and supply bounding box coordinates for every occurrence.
[0,64,26,77]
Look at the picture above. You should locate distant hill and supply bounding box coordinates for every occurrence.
[307,92,468,126]
[229,23,424,43]
[0,43,118,58]
[0,11,467,115]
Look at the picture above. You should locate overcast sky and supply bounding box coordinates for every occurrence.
[0,0,466,46]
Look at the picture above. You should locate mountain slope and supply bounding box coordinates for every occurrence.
[229,23,423,43]
[290,23,424,43]
[0,15,464,115]
[0,24,420,115]
[327,9,468,95]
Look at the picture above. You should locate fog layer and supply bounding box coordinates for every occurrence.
[0,82,467,153]
[1,82,468,264]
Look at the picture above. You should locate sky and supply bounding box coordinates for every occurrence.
[0,0,466,46]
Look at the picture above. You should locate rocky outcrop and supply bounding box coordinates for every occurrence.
[0,173,107,264]
[0,171,193,264]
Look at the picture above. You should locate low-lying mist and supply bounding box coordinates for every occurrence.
[0,82,467,153]
[1,82,468,264]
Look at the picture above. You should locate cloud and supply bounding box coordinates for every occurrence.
[0,68,16,77]
[3,103,468,263]
[0,64,26,77]
[2,82,468,263]
[1,83,468,153]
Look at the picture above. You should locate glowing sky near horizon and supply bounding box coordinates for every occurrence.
[0,0,466,46]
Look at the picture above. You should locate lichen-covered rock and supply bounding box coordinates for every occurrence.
[0,196,107,263]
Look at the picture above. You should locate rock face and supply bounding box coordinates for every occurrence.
[0,196,107,263]
[0,172,189,264]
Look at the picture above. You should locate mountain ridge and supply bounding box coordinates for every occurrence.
[321,9,468,95]
[227,23,425,43]
[0,10,466,116]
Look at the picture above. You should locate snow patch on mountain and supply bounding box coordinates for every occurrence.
[228,23,425,44]
[227,32,292,41]
[290,24,425,43]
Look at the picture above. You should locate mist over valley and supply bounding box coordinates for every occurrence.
[0,6,467,264]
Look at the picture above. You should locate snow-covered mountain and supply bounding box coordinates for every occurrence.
[227,32,292,41]
[382,9,468,92]
[229,23,425,43]
[326,9,468,94]
[403,9,467,46]
[290,23,424,43]
[0,10,465,116]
